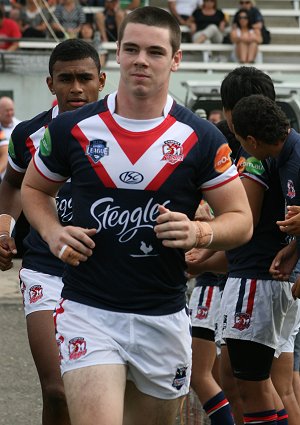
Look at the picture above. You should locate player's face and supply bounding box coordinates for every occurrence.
[47,58,106,112]
[234,132,267,160]
[116,23,181,99]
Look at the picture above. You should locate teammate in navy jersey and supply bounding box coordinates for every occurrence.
[186,67,300,425]
[21,7,253,425]
[228,93,300,425]
[0,39,106,425]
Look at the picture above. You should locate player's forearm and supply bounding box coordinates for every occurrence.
[0,178,22,221]
[208,211,253,251]
[21,185,61,243]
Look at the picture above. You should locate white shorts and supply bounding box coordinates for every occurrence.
[20,268,63,317]
[276,298,300,357]
[55,299,192,400]
[189,285,221,332]
[221,277,296,353]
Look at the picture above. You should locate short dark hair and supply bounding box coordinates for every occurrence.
[118,6,181,56]
[221,66,275,111]
[48,39,101,77]
[232,94,289,145]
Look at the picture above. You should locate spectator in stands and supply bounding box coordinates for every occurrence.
[78,21,107,66]
[119,0,144,13]
[52,0,86,39]
[19,0,51,38]
[232,0,270,44]
[0,96,21,140]
[188,0,227,44]
[208,109,224,124]
[230,9,262,63]
[94,0,124,42]
[168,0,203,27]
[0,8,22,50]
[168,0,203,42]
[0,125,8,182]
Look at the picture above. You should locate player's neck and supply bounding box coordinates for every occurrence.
[115,88,168,120]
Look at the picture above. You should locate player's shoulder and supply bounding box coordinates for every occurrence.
[49,99,106,131]
[12,108,53,141]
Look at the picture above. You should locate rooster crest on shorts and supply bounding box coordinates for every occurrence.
[196,305,208,320]
[29,285,43,303]
[233,312,251,331]
[172,366,188,390]
[68,337,87,360]
[161,140,184,165]
[86,139,109,164]
[287,179,296,199]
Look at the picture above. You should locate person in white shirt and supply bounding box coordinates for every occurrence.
[0,96,21,140]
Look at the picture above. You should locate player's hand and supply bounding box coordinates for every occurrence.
[269,242,298,281]
[46,225,97,266]
[292,275,300,299]
[185,247,215,276]
[154,205,198,250]
[277,205,300,236]
[0,235,17,271]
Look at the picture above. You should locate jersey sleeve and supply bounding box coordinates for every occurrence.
[235,146,269,190]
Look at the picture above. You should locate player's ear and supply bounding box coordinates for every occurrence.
[99,72,106,91]
[46,76,55,95]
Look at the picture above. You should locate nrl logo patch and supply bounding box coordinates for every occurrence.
[86,139,109,163]
[172,366,188,390]
[161,140,184,164]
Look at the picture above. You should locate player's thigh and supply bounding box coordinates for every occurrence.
[124,380,182,425]
[192,336,217,378]
[63,364,127,425]
[26,310,62,384]
[272,352,294,392]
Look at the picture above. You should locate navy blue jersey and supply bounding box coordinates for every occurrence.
[276,129,300,254]
[226,147,287,279]
[9,105,72,276]
[34,93,238,315]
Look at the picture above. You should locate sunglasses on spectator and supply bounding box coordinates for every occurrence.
[238,15,249,19]
[240,1,251,4]
[204,0,215,2]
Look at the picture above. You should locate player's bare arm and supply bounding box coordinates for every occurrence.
[0,164,25,269]
[21,160,96,266]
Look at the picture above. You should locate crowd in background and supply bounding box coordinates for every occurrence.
[0,0,271,63]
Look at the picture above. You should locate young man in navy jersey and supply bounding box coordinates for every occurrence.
[228,93,300,425]
[186,67,300,425]
[21,7,253,425]
[0,39,106,425]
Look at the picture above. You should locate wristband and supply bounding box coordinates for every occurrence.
[193,221,214,248]
[0,214,16,237]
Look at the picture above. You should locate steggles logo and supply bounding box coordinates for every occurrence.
[91,197,171,242]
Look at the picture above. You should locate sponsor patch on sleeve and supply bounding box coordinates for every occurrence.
[214,143,232,174]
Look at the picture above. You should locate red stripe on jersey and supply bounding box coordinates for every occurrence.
[33,155,65,183]
[146,131,198,190]
[246,279,257,316]
[72,124,116,188]
[25,136,37,158]
[206,286,214,308]
[100,110,177,164]
[202,173,239,191]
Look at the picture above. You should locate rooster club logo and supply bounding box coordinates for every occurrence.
[69,337,87,360]
[161,140,184,164]
[233,312,251,331]
[287,179,296,198]
[29,285,43,304]
[196,306,208,320]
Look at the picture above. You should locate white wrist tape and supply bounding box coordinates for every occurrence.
[193,221,214,248]
[0,214,16,238]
